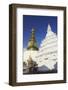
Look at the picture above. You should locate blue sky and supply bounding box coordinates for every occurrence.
[23,15,57,48]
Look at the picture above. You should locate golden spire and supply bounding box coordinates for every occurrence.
[27,28,38,50]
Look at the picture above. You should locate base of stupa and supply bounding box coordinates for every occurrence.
[23,68,57,75]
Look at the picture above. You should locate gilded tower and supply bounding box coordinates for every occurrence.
[27,28,38,50]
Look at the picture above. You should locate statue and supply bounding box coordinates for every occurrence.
[27,56,38,73]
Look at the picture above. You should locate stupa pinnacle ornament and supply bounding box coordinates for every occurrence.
[47,24,52,32]
[27,28,38,50]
